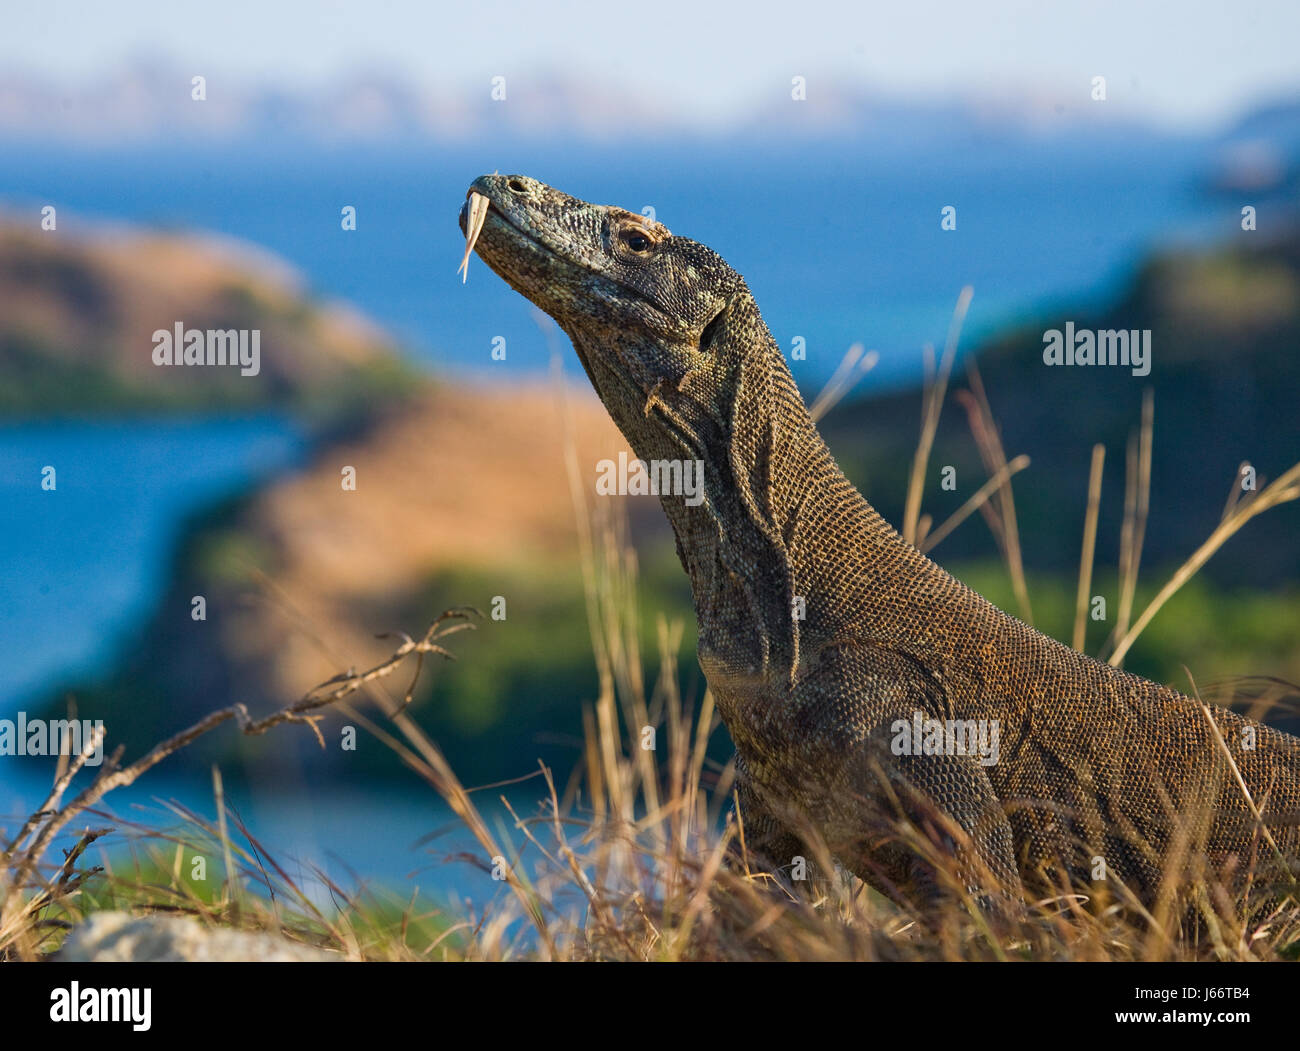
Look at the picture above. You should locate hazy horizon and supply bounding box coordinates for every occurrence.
[5,0,1300,135]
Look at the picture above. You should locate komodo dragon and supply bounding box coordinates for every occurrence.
[458,173,1300,915]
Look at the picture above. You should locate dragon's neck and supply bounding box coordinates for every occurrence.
[569,312,916,688]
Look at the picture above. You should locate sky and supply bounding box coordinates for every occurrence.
[5,0,1300,132]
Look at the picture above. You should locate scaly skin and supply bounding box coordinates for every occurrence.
[460,173,1300,913]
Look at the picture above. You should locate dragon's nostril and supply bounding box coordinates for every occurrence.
[506,178,527,194]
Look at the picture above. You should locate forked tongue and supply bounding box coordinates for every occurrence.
[458,191,491,283]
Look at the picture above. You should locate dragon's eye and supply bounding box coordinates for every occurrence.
[622,231,651,252]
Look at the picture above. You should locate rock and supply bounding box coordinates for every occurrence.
[57,911,343,962]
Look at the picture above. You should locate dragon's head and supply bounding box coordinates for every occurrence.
[458,174,780,465]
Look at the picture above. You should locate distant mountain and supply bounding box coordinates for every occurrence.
[0,60,1183,146]
[1201,95,1300,205]
[0,218,413,416]
[1218,97,1300,150]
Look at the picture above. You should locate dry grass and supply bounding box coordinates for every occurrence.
[3,299,1300,961]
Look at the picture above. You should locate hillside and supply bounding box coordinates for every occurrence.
[50,379,676,784]
[0,219,411,415]
[820,226,1300,587]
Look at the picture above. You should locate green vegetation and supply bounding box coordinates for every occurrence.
[408,547,698,782]
[4,797,462,960]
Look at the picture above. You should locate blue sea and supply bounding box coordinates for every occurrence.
[0,133,1230,898]
[5,135,1225,390]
